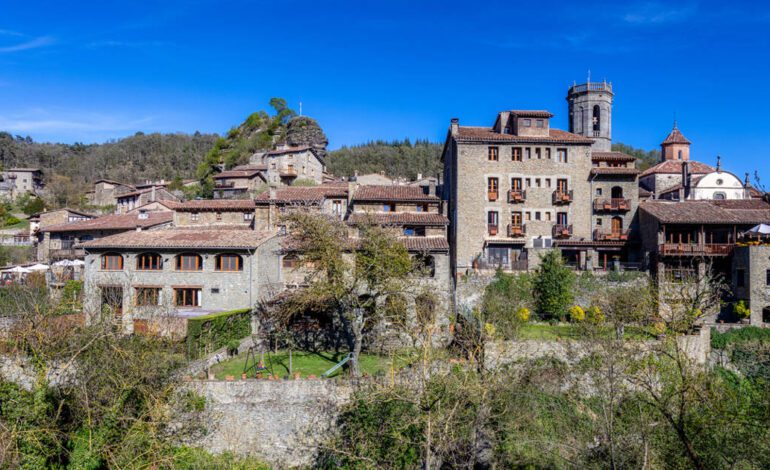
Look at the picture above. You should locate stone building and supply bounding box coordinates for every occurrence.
[250,145,326,186]
[0,168,44,199]
[80,228,282,334]
[441,108,595,275]
[38,207,173,262]
[253,184,350,231]
[85,179,137,208]
[732,244,770,325]
[212,167,267,199]
[115,186,180,214]
[567,81,613,151]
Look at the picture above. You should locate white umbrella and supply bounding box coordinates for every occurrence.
[72,260,85,266]
[53,259,76,267]
[745,224,770,235]
[7,266,32,273]
[28,263,50,271]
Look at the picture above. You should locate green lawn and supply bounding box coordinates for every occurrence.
[209,350,414,380]
[517,322,657,341]
[2,219,29,231]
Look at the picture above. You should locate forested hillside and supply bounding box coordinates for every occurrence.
[326,140,443,179]
[0,131,218,185]
[612,142,660,170]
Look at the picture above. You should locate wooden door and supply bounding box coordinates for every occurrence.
[611,217,623,236]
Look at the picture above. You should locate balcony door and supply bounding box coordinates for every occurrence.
[557,179,568,193]
[511,211,522,227]
[611,216,623,236]
[511,178,522,191]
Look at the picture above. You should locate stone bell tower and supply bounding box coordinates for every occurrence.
[567,79,614,151]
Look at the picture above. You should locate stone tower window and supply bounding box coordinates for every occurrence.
[678,150,683,160]
[592,105,601,134]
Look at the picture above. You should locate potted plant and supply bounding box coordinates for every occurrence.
[734,300,751,323]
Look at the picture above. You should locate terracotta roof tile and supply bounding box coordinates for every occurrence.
[508,110,554,118]
[232,163,268,171]
[213,169,263,179]
[639,160,714,177]
[265,146,312,156]
[662,126,691,145]
[455,126,593,144]
[80,228,277,250]
[400,237,449,252]
[347,212,449,226]
[352,185,439,202]
[254,185,348,204]
[640,200,770,225]
[591,152,637,163]
[41,212,172,233]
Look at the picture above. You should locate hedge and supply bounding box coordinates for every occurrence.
[711,326,770,350]
[186,308,252,359]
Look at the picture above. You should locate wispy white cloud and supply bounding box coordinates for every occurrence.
[623,3,696,25]
[0,109,156,135]
[0,36,56,53]
[0,29,23,37]
[86,39,170,49]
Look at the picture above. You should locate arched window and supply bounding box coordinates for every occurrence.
[176,253,202,271]
[713,192,726,200]
[216,253,243,272]
[282,254,299,269]
[416,294,437,328]
[136,252,163,270]
[678,150,683,160]
[413,254,436,278]
[611,186,624,199]
[383,294,408,327]
[592,105,601,131]
[101,253,124,271]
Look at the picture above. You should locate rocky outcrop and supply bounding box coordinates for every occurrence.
[286,116,329,159]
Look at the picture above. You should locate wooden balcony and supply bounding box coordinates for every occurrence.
[594,229,630,241]
[593,198,631,212]
[552,224,573,239]
[280,168,298,177]
[552,190,573,205]
[507,224,526,238]
[508,189,526,203]
[659,243,733,257]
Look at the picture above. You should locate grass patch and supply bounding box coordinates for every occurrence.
[2,219,29,231]
[517,323,656,341]
[209,350,414,380]
[712,326,770,350]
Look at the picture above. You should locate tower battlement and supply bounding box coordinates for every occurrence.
[567,80,614,152]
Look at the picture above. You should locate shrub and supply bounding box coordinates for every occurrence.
[733,300,751,320]
[532,251,575,320]
[568,305,585,323]
[226,339,241,356]
[3,215,21,226]
[186,308,251,359]
[653,321,667,336]
[711,326,770,350]
[516,307,530,322]
[587,306,604,324]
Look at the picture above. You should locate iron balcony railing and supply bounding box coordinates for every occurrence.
[552,190,573,205]
[593,229,630,241]
[659,243,733,256]
[593,198,631,212]
[508,189,526,203]
[507,224,526,238]
[553,224,573,239]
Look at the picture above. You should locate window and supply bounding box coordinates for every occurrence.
[487,211,499,235]
[216,212,223,221]
[525,178,531,188]
[486,246,509,266]
[416,203,429,212]
[678,150,683,160]
[596,218,603,226]
[512,211,522,226]
[592,105,601,131]
[511,178,522,191]
[545,212,551,221]
[403,226,426,237]
[135,287,161,306]
[282,254,299,268]
[713,192,726,200]
[101,253,123,271]
[136,252,162,270]
[525,148,531,159]
[487,177,499,201]
[557,148,567,163]
[503,126,511,134]
[557,212,568,225]
[413,254,435,277]
[737,269,745,288]
[176,254,202,271]
[191,212,199,222]
[174,288,201,307]
[557,179,568,193]
[535,178,541,188]
[383,203,394,212]
[523,119,531,127]
[766,269,770,286]
[536,119,544,128]
[545,178,551,188]
[512,147,522,161]
[216,253,243,271]
[244,212,254,221]
[535,211,541,221]
[332,200,343,216]
[596,188,603,196]
[525,212,531,221]
[545,148,551,159]
[488,146,499,161]
[535,148,541,159]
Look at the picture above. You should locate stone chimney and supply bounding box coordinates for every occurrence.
[428,179,436,196]
[347,180,358,205]
[450,118,459,136]
[151,186,156,202]
[681,161,691,200]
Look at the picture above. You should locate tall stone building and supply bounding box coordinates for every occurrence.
[442,81,641,277]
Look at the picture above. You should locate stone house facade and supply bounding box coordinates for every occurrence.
[115,186,180,214]
[0,168,44,199]
[213,168,267,199]
[732,245,770,325]
[442,110,595,275]
[85,179,136,208]
[80,229,282,333]
[250,145,325,186]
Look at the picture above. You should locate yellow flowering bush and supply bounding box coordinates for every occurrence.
[653,321,667,335]
[516,307,530,322]
[587,306,604,324]
[569,305,586,323]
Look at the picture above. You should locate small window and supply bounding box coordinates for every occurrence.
[216,212,223,221]
[174,288,201,307]
[525,178,531,188]
[191,212,199,222]
[176,254,202,271]
[545,148,551,159]
[545,178,551,188]
[536,119,544,128]
[416,204,429,212]
[545,212,551,221]
[716,179,724,186]
[136,252,162,271]
[332,200,343,216]
[523,119,531,127]
[383,203,394,212]
[535,148,541,159]
[766,269,770,286]
[596,218,603,226]
[525,212,531,221]
[216,254,243,272]
[512,147,522,162]
[737,269,745,288]
[488,146,499,161]
[557,148,568,163]
[244,212,254,221]
[535,178,541,188]
[135,287,161,306]
[713,192,726,200]
[282,254,299,268]
[525,148,531,159]
[535,212,541,221]
[596,188,603,196]
[101,253,123,271]
[503,126,511,134]
[487,177,499,201]
[557,212,568,225]
[211,288,220,294]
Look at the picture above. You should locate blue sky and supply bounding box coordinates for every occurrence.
[1,0,770,180]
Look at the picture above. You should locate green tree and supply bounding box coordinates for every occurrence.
[532,250,575,320]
